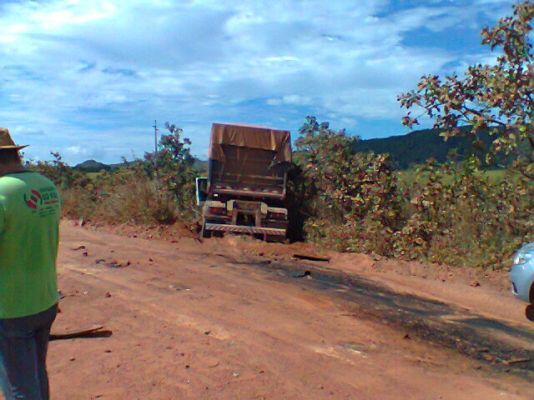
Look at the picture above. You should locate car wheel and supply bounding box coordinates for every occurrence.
[526,304,534,322]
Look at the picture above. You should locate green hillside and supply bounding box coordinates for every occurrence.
[355,126,495,169]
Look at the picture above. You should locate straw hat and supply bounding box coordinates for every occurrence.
[0,128,28,150]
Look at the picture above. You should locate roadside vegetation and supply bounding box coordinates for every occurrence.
[296,117,531,269]
[27,1,532,270]
[28,124,199,227]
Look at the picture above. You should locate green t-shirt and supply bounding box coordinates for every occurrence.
[0,171,61,318]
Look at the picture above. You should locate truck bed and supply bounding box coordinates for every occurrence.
[209,145,287,199]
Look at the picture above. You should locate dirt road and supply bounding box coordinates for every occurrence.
[41,223,533,399]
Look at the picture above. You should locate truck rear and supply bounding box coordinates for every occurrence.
[198,123,292,240]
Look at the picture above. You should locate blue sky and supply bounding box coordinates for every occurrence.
[0,0,517,164]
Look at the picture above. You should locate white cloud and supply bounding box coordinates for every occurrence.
[0,0,516,163]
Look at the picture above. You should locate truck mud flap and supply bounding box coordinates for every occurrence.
[205,223,286,236]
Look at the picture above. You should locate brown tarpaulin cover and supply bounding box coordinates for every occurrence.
[209,123,292,163]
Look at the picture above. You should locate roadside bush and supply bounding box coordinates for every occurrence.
[393,1,533,268]
[29,152,92,191]
[393,159,532,268]
[25,122,198,226]
[297,116,404,256]
[295,117,532,270]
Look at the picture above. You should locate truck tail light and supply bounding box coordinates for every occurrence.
[208,207,226,215]
[268,212,287,220]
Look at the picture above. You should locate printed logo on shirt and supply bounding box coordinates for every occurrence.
[24,189,43,209]
[23,187,59,216]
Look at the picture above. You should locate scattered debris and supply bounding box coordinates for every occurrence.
[293,253,330,262]
[294,270,311,279]
[58,291,83,300]
[71,245,86,251]
[95,259,106,264]
[403,333,411,340]
[82,251,88,257]
[105,292,112,298]
[502,358,530,366]
[342,343,366,354]
[107,260,131,268]
[50,325,113,341]
[169,284,191,292]
[470,280,481,288]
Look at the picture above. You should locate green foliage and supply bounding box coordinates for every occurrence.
[26,122,198,226]
[296,116,404,255]
[28,152,91,190]
[144,122,197,216]
[398,1,533,164]
[89,163,178,225]
[296,116,532,269]
[394,159,532,268]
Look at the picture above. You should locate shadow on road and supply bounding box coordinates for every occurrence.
[238,258,534,380]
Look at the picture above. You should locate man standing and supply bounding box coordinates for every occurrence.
[0,128,61,400]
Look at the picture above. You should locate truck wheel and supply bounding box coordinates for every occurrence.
[265,235,286,243]
[201,222,212,238]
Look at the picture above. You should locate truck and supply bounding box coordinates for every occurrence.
[196,123,292,241]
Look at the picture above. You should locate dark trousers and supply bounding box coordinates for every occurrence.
[0,305,57,400]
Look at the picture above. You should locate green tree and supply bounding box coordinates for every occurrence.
[144,122,196,214]
[398,1,533,166]
[295,116,403,254]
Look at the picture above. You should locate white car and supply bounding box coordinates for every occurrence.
[509,242,534,320]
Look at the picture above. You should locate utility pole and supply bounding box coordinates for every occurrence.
[152,120,158,171]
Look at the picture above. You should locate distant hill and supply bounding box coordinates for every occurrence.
[75,127,506,173]
[75,158,208,173]
[74,159,111,172]
[355,126,495,169]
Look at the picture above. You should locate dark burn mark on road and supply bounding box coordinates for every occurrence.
[241,258,534,379]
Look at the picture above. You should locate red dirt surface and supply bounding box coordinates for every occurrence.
[5,222,532,399]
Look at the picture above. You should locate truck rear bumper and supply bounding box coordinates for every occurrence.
[205,223,286,236]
